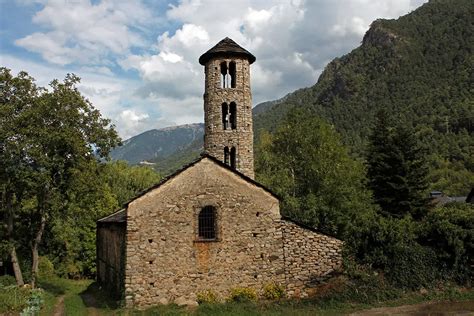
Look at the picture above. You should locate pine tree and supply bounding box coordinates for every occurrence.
[367,111,429,218]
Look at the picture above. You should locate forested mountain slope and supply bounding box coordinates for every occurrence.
[253,0,473,194]
[110,123,204,165]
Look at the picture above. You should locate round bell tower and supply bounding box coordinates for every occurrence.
[199,38,256,179]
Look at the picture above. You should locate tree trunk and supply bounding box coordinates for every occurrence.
[30,214,46,289]
[10,247,24,286]
[5,191,24,286]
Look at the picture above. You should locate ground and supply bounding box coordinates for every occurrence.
[25,278,473,315]
[2,276,473,315]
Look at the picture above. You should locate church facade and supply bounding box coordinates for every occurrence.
[97,38,342,307]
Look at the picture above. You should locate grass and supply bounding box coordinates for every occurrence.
[1,275,473,315]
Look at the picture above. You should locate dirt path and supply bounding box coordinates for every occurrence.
[350,300,474,315]
[52,295,65,316]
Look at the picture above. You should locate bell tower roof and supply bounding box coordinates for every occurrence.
[199,37,256,65]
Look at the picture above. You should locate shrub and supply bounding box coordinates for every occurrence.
[386,243,442,289]
[228,287,257,302]
[418,202,474,283]
[196,289,219,304]
[0,286,31,313]
[0,275,17,287]
[262,283,286,300]
[20,288,44,316]
[38,256,55,278]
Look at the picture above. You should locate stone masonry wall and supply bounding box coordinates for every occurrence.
[281,220,343,298]
[124,158,283,307]
[203,57,254,179]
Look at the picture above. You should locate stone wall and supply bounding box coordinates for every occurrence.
[203,57,254,179]
[124,158,283,307]
[281,220,343,298]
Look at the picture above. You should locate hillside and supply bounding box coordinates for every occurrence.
[253,0,473,194]
[110,123,204,165]
[112,0,473,192]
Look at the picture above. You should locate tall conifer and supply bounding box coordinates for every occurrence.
[367,111,428,218]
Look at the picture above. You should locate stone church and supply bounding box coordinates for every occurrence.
[97,38,342,307]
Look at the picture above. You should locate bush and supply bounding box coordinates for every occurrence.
[0,275,17,287]
[196,289,219,304]
[262,283,286,300]
[38,256,55,278]
[386,243,442,289]
[228,287,257,302]
[0,286,31,313]
[20,288,44,316]
[418,202,474,283]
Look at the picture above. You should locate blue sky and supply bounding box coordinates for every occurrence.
[0,0,426,139]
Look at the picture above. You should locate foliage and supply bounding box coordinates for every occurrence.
[262,283,285,300]
[0,275,17,287]
[20,288,44,316]
[38,256,55,278]
[418,202,474,283]
[366,111,429,218]
[253,0,474,196]
[0,285,31,313]
[256,108,373,238]
[228,287,258,302]
[197,289,219,304]
[0,68,121,286]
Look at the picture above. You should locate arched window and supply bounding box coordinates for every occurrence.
[198,206,216,240]
[220,62,228,88]
[229,102,237,129]
[224,146,230,165]
[230,147,236,169]
[222,102,229,130]
[229,61,236,88]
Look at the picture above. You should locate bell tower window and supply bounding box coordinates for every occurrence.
[230,147,236,169]
[229,102,237,129]
[220,62,229,88]
[222,102,229,130]
[224,146,229,165]
[229,61,236,88]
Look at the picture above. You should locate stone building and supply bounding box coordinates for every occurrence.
[97,38,342,307]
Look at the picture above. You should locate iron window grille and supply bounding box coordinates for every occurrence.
[198,206,217,240]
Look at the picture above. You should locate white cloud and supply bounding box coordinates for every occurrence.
[15,0,152,66]
[9,0,429,139]
[0,54,172,139]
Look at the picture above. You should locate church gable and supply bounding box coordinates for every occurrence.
[126,155,279,220]
[122,156,284,306]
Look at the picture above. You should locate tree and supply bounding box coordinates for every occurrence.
[367,111,429,218]
[0,68,120,286]
[256,108,373,238]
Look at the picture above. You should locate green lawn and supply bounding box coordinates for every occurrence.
[1,275,473,315]
[33,277,474,316]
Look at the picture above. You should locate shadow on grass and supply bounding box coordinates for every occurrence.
[37,278,66,296]
[79,282,119,310]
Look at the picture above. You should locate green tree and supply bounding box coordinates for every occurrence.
[256,108,372,238]
[0,68,120,286]
[367,111,429,218]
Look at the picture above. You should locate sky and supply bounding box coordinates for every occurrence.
[0,0,427,140]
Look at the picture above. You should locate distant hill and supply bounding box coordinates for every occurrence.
[110,123,204,165]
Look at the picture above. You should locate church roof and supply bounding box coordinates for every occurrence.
[97,153,278,224]
[199,37,256,65]
[97,208,126,224]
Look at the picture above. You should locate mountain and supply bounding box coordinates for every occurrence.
[113,0,473,193]
[253,0,473,194]
[110,123,204,165]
